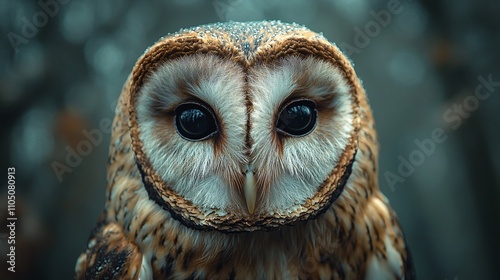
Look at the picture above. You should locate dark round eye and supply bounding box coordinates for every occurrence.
[174,102,218,141]
[276,99,317,137]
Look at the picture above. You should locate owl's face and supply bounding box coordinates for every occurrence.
[128,22,360,232]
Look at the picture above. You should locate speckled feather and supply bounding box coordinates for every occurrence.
[75,21,415,280]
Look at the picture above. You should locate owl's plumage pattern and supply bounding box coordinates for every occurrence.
[76,21,415,279]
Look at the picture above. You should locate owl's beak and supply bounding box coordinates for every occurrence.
[244,164,257,215]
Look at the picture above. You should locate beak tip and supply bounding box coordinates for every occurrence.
[247,203,255,215]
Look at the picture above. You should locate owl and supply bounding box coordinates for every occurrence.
[75,21,415,279]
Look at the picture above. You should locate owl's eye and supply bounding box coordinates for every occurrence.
[174,102,218,141]
[276,99,317,137]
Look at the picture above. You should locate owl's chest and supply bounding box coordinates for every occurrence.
[133,223,363,280]
[146,243,350,279]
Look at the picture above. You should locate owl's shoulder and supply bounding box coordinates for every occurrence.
[363,195,415,280]
[75,216,151,280]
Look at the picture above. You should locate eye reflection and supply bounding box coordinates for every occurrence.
[276,99,317,137]
[174,102,218,141]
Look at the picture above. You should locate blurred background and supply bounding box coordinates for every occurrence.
[1,0,499,279]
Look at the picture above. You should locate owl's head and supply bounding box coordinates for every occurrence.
[125,21,363,232]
